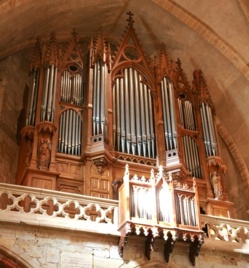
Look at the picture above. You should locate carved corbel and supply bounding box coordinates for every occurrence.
[92,157,108,174]
[189,235,203,266]
[164,231,174,263]
[145,229,154,260]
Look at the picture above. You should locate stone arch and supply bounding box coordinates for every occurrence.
[153,0,249,81]
[0,246,32,268]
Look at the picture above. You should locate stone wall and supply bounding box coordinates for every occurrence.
[0,222,249,268]
[0,52,30,184]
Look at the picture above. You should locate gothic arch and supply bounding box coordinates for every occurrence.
[0,246,32,268]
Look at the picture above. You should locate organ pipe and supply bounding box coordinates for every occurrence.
[26,69,39,126]
[161,78,178,151]
[61,70,83,106]
[40,65,57,122]
[200,103,217,156]
[92,60,107,136]
[178,100,196,131]
[182,136,202,178]
[58,109,82,156]
[113,67,156,158]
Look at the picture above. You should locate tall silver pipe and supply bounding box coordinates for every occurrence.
[60,112,65,153]
[139,77,146,156]
[68,109,72,154]
[125,68,131,154]
[51,67,57,122]
[100,63,105,134]
[120,76,125,153]
[143,84,150,157]
[203,103,213,156]
[75,112,79,156]
[116,80,121,151]
[135,71,141,156]
[92,63,97,135]
[46,64,54,121]
[164,78,172,149]
[161,80,169,150]
[200,105,210,156]
[32,70,39,125]
[129,68,136,155]
[96,61,101,134]
[64,110,69,153]
[148,88,155,158]
[72,111,76,155]
[41,67,50,121]
[169,81,177,149]
[207,104,216,155]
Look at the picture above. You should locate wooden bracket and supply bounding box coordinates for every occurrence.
[164,232,174,263]
[189,235,203,266]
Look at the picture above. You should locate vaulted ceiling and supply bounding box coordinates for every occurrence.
[1,0,249,218]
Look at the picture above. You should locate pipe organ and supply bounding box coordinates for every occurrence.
[16,13,233,225]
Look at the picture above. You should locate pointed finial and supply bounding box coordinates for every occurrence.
[127,11,134,26]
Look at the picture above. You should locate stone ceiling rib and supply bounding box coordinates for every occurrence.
[152,0,249,81]
[238,0,249,24]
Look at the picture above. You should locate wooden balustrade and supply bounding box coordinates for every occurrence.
[0,182,119,235]
[118,164,203,264]
[0,181,249,265]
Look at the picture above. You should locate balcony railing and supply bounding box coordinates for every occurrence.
[0,180,249,265]
[0,182,119,235]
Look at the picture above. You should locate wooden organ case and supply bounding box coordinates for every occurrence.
[16,12,233,263]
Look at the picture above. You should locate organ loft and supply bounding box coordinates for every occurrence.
[15,12,234,264]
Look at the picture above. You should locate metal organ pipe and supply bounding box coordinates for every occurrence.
[58,109,82,156]
[200,103,217,156]
[200,105,210,156]
[183,135,202,178]
[96,61,101,134]
[161,78,178,151]
[27,69,39,126]
[129,68,136,155]
[168,82,177,149]
[134,70,141,156]
[113,67,156,158]
[120,76,125,153]
[125,68,131,154]
[40,65,57,122]
[144,83,150,157]
[41,66,50,121]
[46,64,54,121]
[139,77,146,156]
[92,60,106,136]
